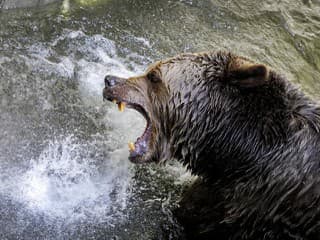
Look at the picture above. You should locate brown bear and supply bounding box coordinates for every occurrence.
[103,51,320,240]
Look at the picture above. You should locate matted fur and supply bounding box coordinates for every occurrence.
[103,51,320,239]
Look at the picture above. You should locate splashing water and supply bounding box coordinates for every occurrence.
[19,136,132,221]
[0,5,190,238]
[2,136,132,223]
[0,28,146,230]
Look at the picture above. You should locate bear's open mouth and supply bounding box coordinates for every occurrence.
[104,96,151,163]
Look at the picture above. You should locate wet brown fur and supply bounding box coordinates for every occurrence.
[103,51,320,240]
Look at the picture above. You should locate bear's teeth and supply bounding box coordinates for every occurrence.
[128,142,135,151]
[118,102,125,112]
[112,99,117,104]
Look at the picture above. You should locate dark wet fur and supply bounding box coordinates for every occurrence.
[103,51,320,239]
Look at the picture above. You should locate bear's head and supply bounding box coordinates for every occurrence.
[103,51,288,176]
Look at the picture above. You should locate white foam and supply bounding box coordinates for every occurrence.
[134,37,152,48]
[16,136,132,222]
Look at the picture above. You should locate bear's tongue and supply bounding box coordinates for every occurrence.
[128,124,151,157]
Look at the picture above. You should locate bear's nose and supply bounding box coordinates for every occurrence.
[104,75,118,87]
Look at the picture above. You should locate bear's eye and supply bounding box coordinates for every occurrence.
[147,72,161,83]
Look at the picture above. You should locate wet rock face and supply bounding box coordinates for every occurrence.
[0,0,60,9]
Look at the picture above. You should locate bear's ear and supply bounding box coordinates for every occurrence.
[227,57,269,88]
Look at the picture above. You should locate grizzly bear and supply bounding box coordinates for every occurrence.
[103,51,320,240]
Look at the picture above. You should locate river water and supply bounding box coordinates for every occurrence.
[0,0,319,239]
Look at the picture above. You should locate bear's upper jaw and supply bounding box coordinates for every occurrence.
[103,93,152,163]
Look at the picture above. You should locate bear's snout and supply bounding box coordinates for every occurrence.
[104,75,124,88]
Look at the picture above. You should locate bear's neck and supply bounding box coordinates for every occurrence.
[169,74,320,180]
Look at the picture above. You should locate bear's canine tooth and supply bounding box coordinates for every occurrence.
[112,99,117,104]
[118,102,125,112]
[128,142,135,151]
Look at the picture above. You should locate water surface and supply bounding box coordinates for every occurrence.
[0,0,319,239]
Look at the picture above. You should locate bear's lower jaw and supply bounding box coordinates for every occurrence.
[128,122,152,163]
